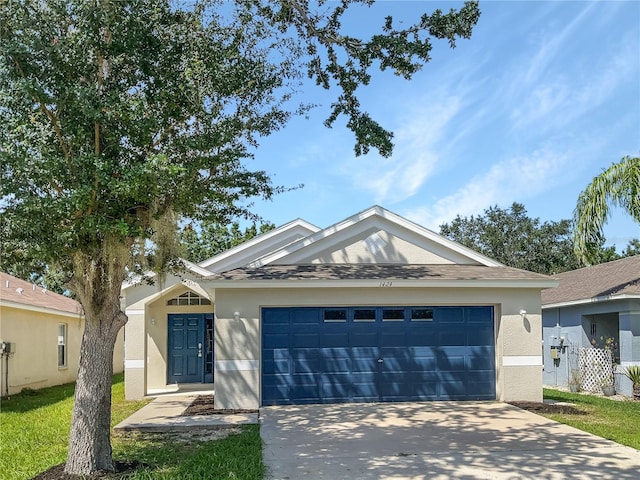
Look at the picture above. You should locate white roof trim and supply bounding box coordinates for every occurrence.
[182,259,214,277]
[198,218,320,269]
[249,205,503,267]
[542,294,640,310]
[122,259,213,290]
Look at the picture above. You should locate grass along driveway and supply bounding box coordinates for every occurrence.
[0,374,264,480]
[537,388,640,450]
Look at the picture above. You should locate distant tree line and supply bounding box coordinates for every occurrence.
[179,220,275,264]
[439,202,639,275]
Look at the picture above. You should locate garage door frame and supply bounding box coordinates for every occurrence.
[261,305,496,406]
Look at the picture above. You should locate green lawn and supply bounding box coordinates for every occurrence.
[542,388,640,450]
[2,380,636,480]
[0,374,264,480]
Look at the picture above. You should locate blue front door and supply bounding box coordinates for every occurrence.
[168,314,205,383]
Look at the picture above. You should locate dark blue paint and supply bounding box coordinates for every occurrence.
[168,314,213,383]
[262,306,495,405]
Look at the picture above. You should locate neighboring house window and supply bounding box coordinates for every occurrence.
[590,320,597,336]
[58,323,67,368]
[166,291,212,306]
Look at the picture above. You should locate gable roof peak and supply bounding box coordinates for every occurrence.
[250,205,503,268]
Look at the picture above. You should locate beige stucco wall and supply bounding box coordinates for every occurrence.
[212,286,543,409]
[0,305,124,396]
[308,230,456,264]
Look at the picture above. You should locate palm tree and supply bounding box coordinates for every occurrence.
[573,156,640,264]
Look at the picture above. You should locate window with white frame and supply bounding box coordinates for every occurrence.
[166,291,212,306]
[58,323,67,368]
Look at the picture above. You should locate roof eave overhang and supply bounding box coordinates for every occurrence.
[542,294,640,310]
[204,279,558,289]
[0,300,83,318]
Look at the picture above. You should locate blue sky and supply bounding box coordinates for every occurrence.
[249,1,640,249]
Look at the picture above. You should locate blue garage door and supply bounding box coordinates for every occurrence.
[262,306,495,405]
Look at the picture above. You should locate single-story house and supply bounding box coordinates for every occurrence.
[122,206,556,408]
[0,271,125,396]
[542,255,640,396]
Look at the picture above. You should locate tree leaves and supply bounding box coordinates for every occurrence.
[440,203,582,275]
[573,156,640,265]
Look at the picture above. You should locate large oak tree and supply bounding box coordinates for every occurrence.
[1,0,480,474]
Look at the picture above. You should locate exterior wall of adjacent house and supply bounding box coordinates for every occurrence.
[542,298,640,396]
[210,286,543,409]
[0,305,124,396]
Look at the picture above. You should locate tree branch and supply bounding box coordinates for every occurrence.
[11,55,72,161]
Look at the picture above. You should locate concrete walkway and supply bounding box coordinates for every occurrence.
[261,401,640,480]
[114,394,258,433]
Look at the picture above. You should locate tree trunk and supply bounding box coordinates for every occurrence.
[64,307,126,475]
[634,383,640,401]
[64,240,130,476]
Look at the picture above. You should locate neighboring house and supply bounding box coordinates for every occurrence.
[0,272,124,396]
[122,206,556,408]
[542,256,640,396]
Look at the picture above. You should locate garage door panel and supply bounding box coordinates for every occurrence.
[322,332,349,347]
[322,356,351,374]
[408,356,437,372]
[438,307,464,323]
[262,386,289,405]
[263,333,289,349]
[292,356,321,374]
[293,333,320,348]
[437,354,466,372]
[380,332,406,347]
[321,374,366,400]
[467,379,495,396]
[351,357,378,373]
[407,331,438,346]
[467,326,494,346]
[263,358,289,374]
[466,307,492,323]
[439,379,467,397]
[466,347,495,370]
[439,329,466,346]
[351,331,378,347]
[292,309,321,324]
[262,306,495,405]
[291,387,321,403]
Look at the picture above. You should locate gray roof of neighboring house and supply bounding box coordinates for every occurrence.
[215,264,553,282]
[0,271,82,315]
[542,255,640,306]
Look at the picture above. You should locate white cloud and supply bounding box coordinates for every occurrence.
[403,148,570,230]
[342,95,466,204]
[506,7,638,134]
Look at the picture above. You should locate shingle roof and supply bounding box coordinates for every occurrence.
[0,271,82,315]
[216,264,552,282]
[542,255,640,306]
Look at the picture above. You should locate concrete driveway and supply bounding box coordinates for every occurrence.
[260,402,640,479]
